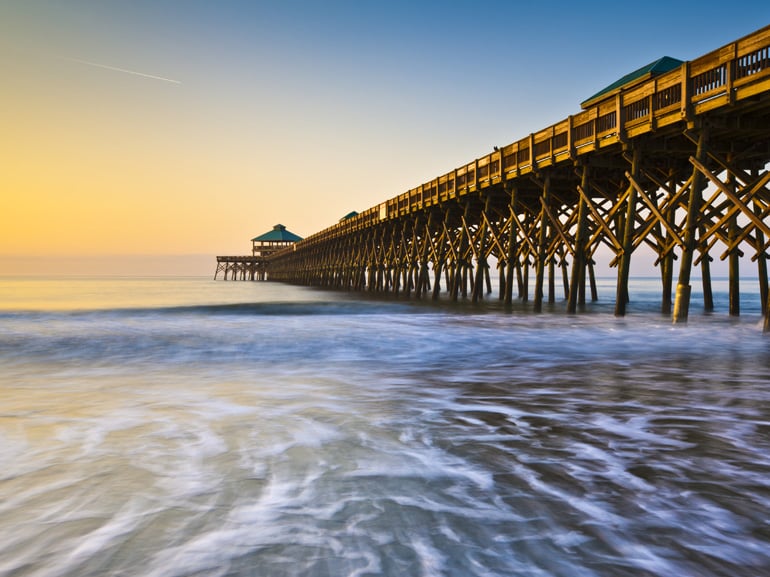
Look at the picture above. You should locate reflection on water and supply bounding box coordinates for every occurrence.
[1,277,769,576]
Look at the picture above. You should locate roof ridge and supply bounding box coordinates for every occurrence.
[251,225,303,243]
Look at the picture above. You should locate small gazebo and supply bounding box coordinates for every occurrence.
[251,224,303,258]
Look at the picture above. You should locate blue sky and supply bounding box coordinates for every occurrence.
[1,1,768,274]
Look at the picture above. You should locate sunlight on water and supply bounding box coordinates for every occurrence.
[0,276,327,311]
[1,277,769,576]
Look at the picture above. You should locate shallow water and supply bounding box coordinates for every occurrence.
[1,277,769,576]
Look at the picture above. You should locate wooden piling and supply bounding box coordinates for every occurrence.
[534,176,551,312]
[756,197,769,316]
[701,252,714,312]
[660,171,676,314]
[568,165,589,313]
[766,298,770,333]
[548,259,556,304]
[728,212,740,316]
[432,222,446,301]
[473,197,491,303]
[674,126,709,323]
[615,146,640,316]
[462,260,470,298]
[505,184,518,305]
[588,260,598,302]
[561,255,570,300]
[699,224,714,313]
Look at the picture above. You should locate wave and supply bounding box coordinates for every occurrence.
[156,300,425,317]
[0,299,425,320]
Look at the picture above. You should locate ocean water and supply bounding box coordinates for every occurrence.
[1,276,769,577]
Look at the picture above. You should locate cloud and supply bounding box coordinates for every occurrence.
[59,56,181,84]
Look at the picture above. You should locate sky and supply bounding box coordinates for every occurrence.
[1,0,769,276]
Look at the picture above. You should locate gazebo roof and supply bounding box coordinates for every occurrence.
[581,56,683,109]
[251,224,303,243]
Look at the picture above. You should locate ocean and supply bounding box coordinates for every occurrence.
[1,276,769,577]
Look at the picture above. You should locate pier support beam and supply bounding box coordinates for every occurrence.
[548,259,556,304]
[505,184,518,305]
[723,161,739,316]
[758,177,770,333]
[728,213,741,317]
[432,215,448,301]
[674,126,709,323]
[569,165,590,313]
[616,145,640,316]
[765,282,770,333]
[754,186,769,317]
[534,175,551,312]
[473,196,492,303]
[560,251,570,300]
[700,225,714,313]
[661,170,677,315]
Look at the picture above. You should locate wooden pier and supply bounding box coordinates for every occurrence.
[265,25,770,329]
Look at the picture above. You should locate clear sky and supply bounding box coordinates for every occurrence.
[1,1,768,275]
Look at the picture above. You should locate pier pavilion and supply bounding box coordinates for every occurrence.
[215,224,302,280]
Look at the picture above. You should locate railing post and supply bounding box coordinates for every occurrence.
[616,92,625,141]
[680,61,692,121]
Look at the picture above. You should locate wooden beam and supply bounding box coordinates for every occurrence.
[615,145,640,316]
[674,126,709,323]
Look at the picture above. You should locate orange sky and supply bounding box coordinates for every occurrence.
[2,2,767,276]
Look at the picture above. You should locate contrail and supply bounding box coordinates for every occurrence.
[60,56,181,84]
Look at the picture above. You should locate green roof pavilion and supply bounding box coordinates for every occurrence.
[581,56,683,109]
[251,224,302,257]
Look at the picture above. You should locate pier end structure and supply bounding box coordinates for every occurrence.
[215,224,302,280]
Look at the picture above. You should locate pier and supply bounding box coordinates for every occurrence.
[265,25,770,328]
